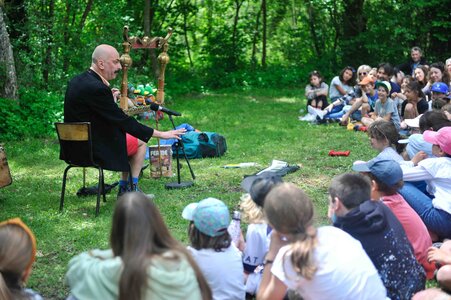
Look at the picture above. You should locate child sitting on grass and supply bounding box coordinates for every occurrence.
[353,159,435,279]
[413,240,451,299]
[328,173,425,300]
[239,174,282,296]
[66,192,211,300]
[400,127,451,240]
[361,81,401,130]
[305,70,329,110]
[257,183,387,300]
[0,218,42,300]
[182,197,245,300]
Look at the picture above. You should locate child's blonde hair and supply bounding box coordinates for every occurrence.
[240,194,265,224]
[264,183,318,280]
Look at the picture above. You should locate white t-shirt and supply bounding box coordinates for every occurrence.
[271,226,387,300]
[242,223,271,294]
[402,157,451,214]
[188,245,245,300]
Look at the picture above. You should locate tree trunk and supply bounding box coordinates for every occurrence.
[306,0,321,57]
[0,5,18,100]
[251,7,261,68]
[261,0,267,68]
[182,0,193,68]
[42,0,54,87]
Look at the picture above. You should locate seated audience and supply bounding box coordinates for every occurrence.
[0,218,42,300]
[353,159,435,279]
[340,76,378,124]
[66,192,211,300]
[398,46,429,76]
[414,240,451,299]
[257,183,387,300]
[401,80,428,120]
[308,66,356,121]
[404,111,451,160]
[304,70,329,109]
[182,197,245,300]
[399,127,451,240]
[328,66,356,102]
[423,62,451,97]
[376,63,401,97]
[328,173,425,300]
[414,65,429,90]
[361,81,401,130]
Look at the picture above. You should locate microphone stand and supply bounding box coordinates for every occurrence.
[165,115,195,189]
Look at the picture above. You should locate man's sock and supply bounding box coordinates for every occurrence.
[132,177,139,187]
[119,180,128,187]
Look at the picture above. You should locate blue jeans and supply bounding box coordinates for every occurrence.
[399,182,451,239]
[325,104,344,119]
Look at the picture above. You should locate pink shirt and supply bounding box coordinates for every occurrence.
[381,193,435,279]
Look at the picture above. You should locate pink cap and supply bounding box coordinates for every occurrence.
[423,127,451,155]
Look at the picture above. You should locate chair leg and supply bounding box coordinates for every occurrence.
[95,167,103,217]
[100,167,106,203]
[60,165,73,212]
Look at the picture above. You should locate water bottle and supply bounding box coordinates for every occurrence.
[228,210,241,247]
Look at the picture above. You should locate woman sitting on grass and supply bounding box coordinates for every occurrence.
[401,81,428,120]
[0,218,42,300]
[66,192,212,300]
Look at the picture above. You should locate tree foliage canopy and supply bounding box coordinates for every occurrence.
[2,0,451,95]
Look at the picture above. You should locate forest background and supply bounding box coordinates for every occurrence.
[0,1,450,297]
[1,0,451,140]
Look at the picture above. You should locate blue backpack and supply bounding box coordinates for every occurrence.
[176,131,227,159]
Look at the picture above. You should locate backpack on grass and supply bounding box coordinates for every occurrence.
[176,131,227,159]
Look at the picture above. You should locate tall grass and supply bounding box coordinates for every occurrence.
[0,88,376,299]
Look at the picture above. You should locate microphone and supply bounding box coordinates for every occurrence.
[149,103,182,117]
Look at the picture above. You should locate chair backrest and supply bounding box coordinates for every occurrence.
[55,122,97,167]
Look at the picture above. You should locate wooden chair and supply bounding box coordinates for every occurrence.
[55,122,106,216]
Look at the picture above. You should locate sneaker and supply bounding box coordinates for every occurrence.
[117,185,128,198]
[316,109,327,120]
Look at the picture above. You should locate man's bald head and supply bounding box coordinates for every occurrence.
[90,44,122,81]
[92,44,118,64]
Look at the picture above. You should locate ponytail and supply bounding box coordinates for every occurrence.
[0,273,12,300]
[286,226,318,280]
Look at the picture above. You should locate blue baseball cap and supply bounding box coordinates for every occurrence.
[182,198,230,237]
[431,82,449,94]
[352,159,403,186]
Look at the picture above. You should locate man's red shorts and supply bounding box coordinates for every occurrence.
[126,133,138,157]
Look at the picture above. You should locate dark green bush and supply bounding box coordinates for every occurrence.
[0,88,63,141]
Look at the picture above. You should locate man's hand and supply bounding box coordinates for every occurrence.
[153,128,186,140]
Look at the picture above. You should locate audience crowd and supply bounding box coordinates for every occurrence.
[1,46,451,300]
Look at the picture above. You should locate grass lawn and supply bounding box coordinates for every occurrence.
[1,87,382,299]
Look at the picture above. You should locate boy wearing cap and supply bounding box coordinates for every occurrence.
[361,80,401,130]
[353,159,435,279]
[182,198,245,300]
[340,76,378,124]
[400,127,451,240]
[328,173,425,300]
[431,82,450,111]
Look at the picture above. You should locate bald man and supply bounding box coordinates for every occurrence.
[64,44,185,197]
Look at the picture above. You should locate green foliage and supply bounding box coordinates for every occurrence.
[0,88,63,140]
